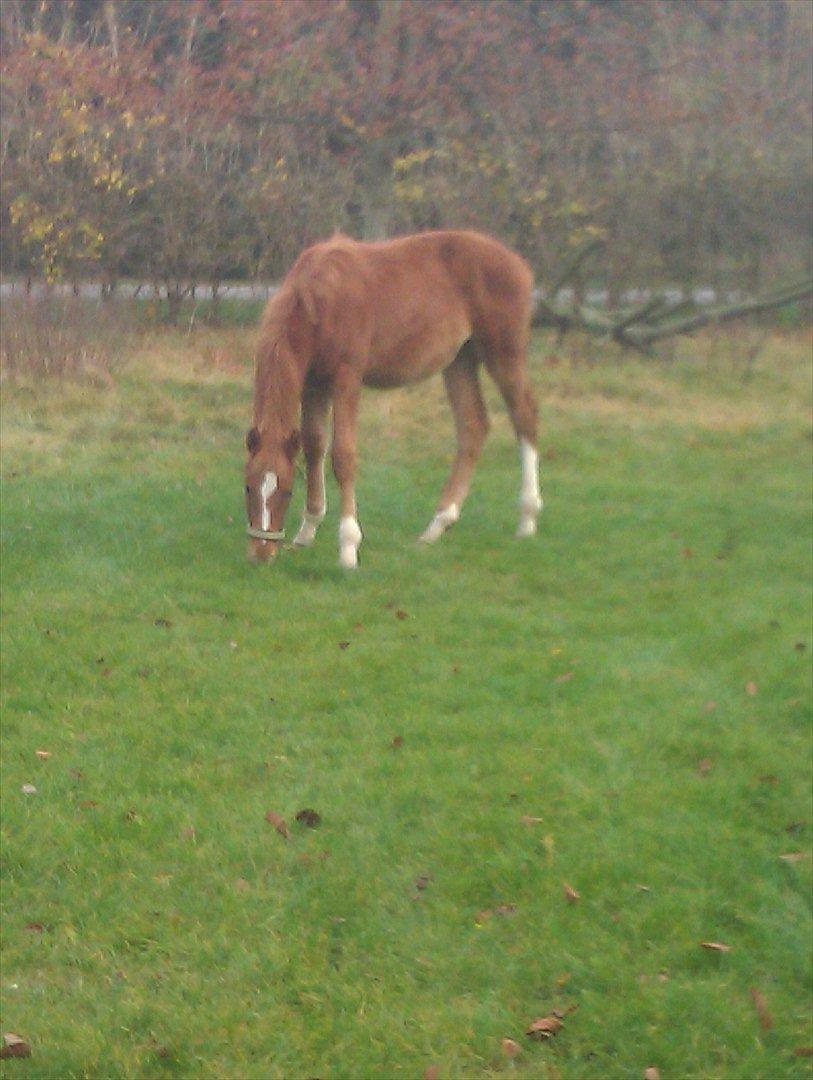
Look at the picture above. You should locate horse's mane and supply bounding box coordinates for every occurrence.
[253,284,306,431]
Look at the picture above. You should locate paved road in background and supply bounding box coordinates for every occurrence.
[0,280,734,306]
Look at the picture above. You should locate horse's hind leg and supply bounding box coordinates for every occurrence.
[485,354,543,537]
[419,345,489,543]
[332,374,363,568]
[293,384,331,548]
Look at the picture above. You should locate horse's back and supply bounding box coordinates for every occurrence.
[289,229,531,313]
[270,230,533,375]
[371,230,533,308]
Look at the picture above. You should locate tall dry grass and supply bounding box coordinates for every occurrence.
[0,296,138,381]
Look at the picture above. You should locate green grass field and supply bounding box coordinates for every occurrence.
[1,327,811,1079]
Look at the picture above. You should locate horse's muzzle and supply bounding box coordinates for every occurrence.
[246,538,279,564]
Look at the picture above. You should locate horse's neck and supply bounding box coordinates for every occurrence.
[254,342,306,434]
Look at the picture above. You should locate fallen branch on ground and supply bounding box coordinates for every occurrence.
[533,278,812,356]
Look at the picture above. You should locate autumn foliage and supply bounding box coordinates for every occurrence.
[2,0,811,299]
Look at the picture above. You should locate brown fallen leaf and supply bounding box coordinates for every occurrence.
[527,1013,564,1040]
[794,1046,813,1057]
[395,609,409,620]
[779,851,807,863]
[758,774,779,784]
[0,1034,31,1059]
[35,749,51,760]
[700,941,731,952]
[264,811,290,839]
[520,815,544,826]
[24,922,45,932]
[563,881,580,904]
[391,735,404,749]
[644,1068,661,1080]
[749,987,773,1031]
[746,680,758,696]
[234,878,250,892]
[295,808,321,828]
[501,1037,521,1058]
[124,808,138,822]
[154,617,172,628]
[682,546,693,558]
[697,757,714,775]
[703,699,718,712]
[554,670,574,683]
[477,903,517,923]
[414,873,431,891]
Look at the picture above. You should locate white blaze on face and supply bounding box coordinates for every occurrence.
[260,471,278,532]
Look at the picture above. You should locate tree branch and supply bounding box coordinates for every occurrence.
[532,281,812,355]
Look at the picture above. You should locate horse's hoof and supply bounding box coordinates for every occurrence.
[419,504,459,544]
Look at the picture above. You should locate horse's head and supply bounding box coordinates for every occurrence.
[244,424,300,563]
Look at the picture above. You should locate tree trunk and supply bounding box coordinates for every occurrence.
[359,139,394,240]
[356,0,403,240]
[166,285,183,325]
[104,0,119,59]
[210,281,223,326]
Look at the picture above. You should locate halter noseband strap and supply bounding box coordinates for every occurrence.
[246,526,286,542]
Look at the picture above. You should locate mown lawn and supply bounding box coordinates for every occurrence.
[1,328,811,1080]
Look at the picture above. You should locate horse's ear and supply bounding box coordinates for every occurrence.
[283,429,301,459]
[246,427,261,454]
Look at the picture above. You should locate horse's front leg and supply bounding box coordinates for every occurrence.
[332,372,363,569]
[293,385,332,548]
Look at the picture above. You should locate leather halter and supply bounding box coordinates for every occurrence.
[246,526,286,542]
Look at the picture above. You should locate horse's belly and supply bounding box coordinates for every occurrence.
[363,325,470,388]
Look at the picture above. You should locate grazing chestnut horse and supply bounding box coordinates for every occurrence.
[244,229,542,568]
